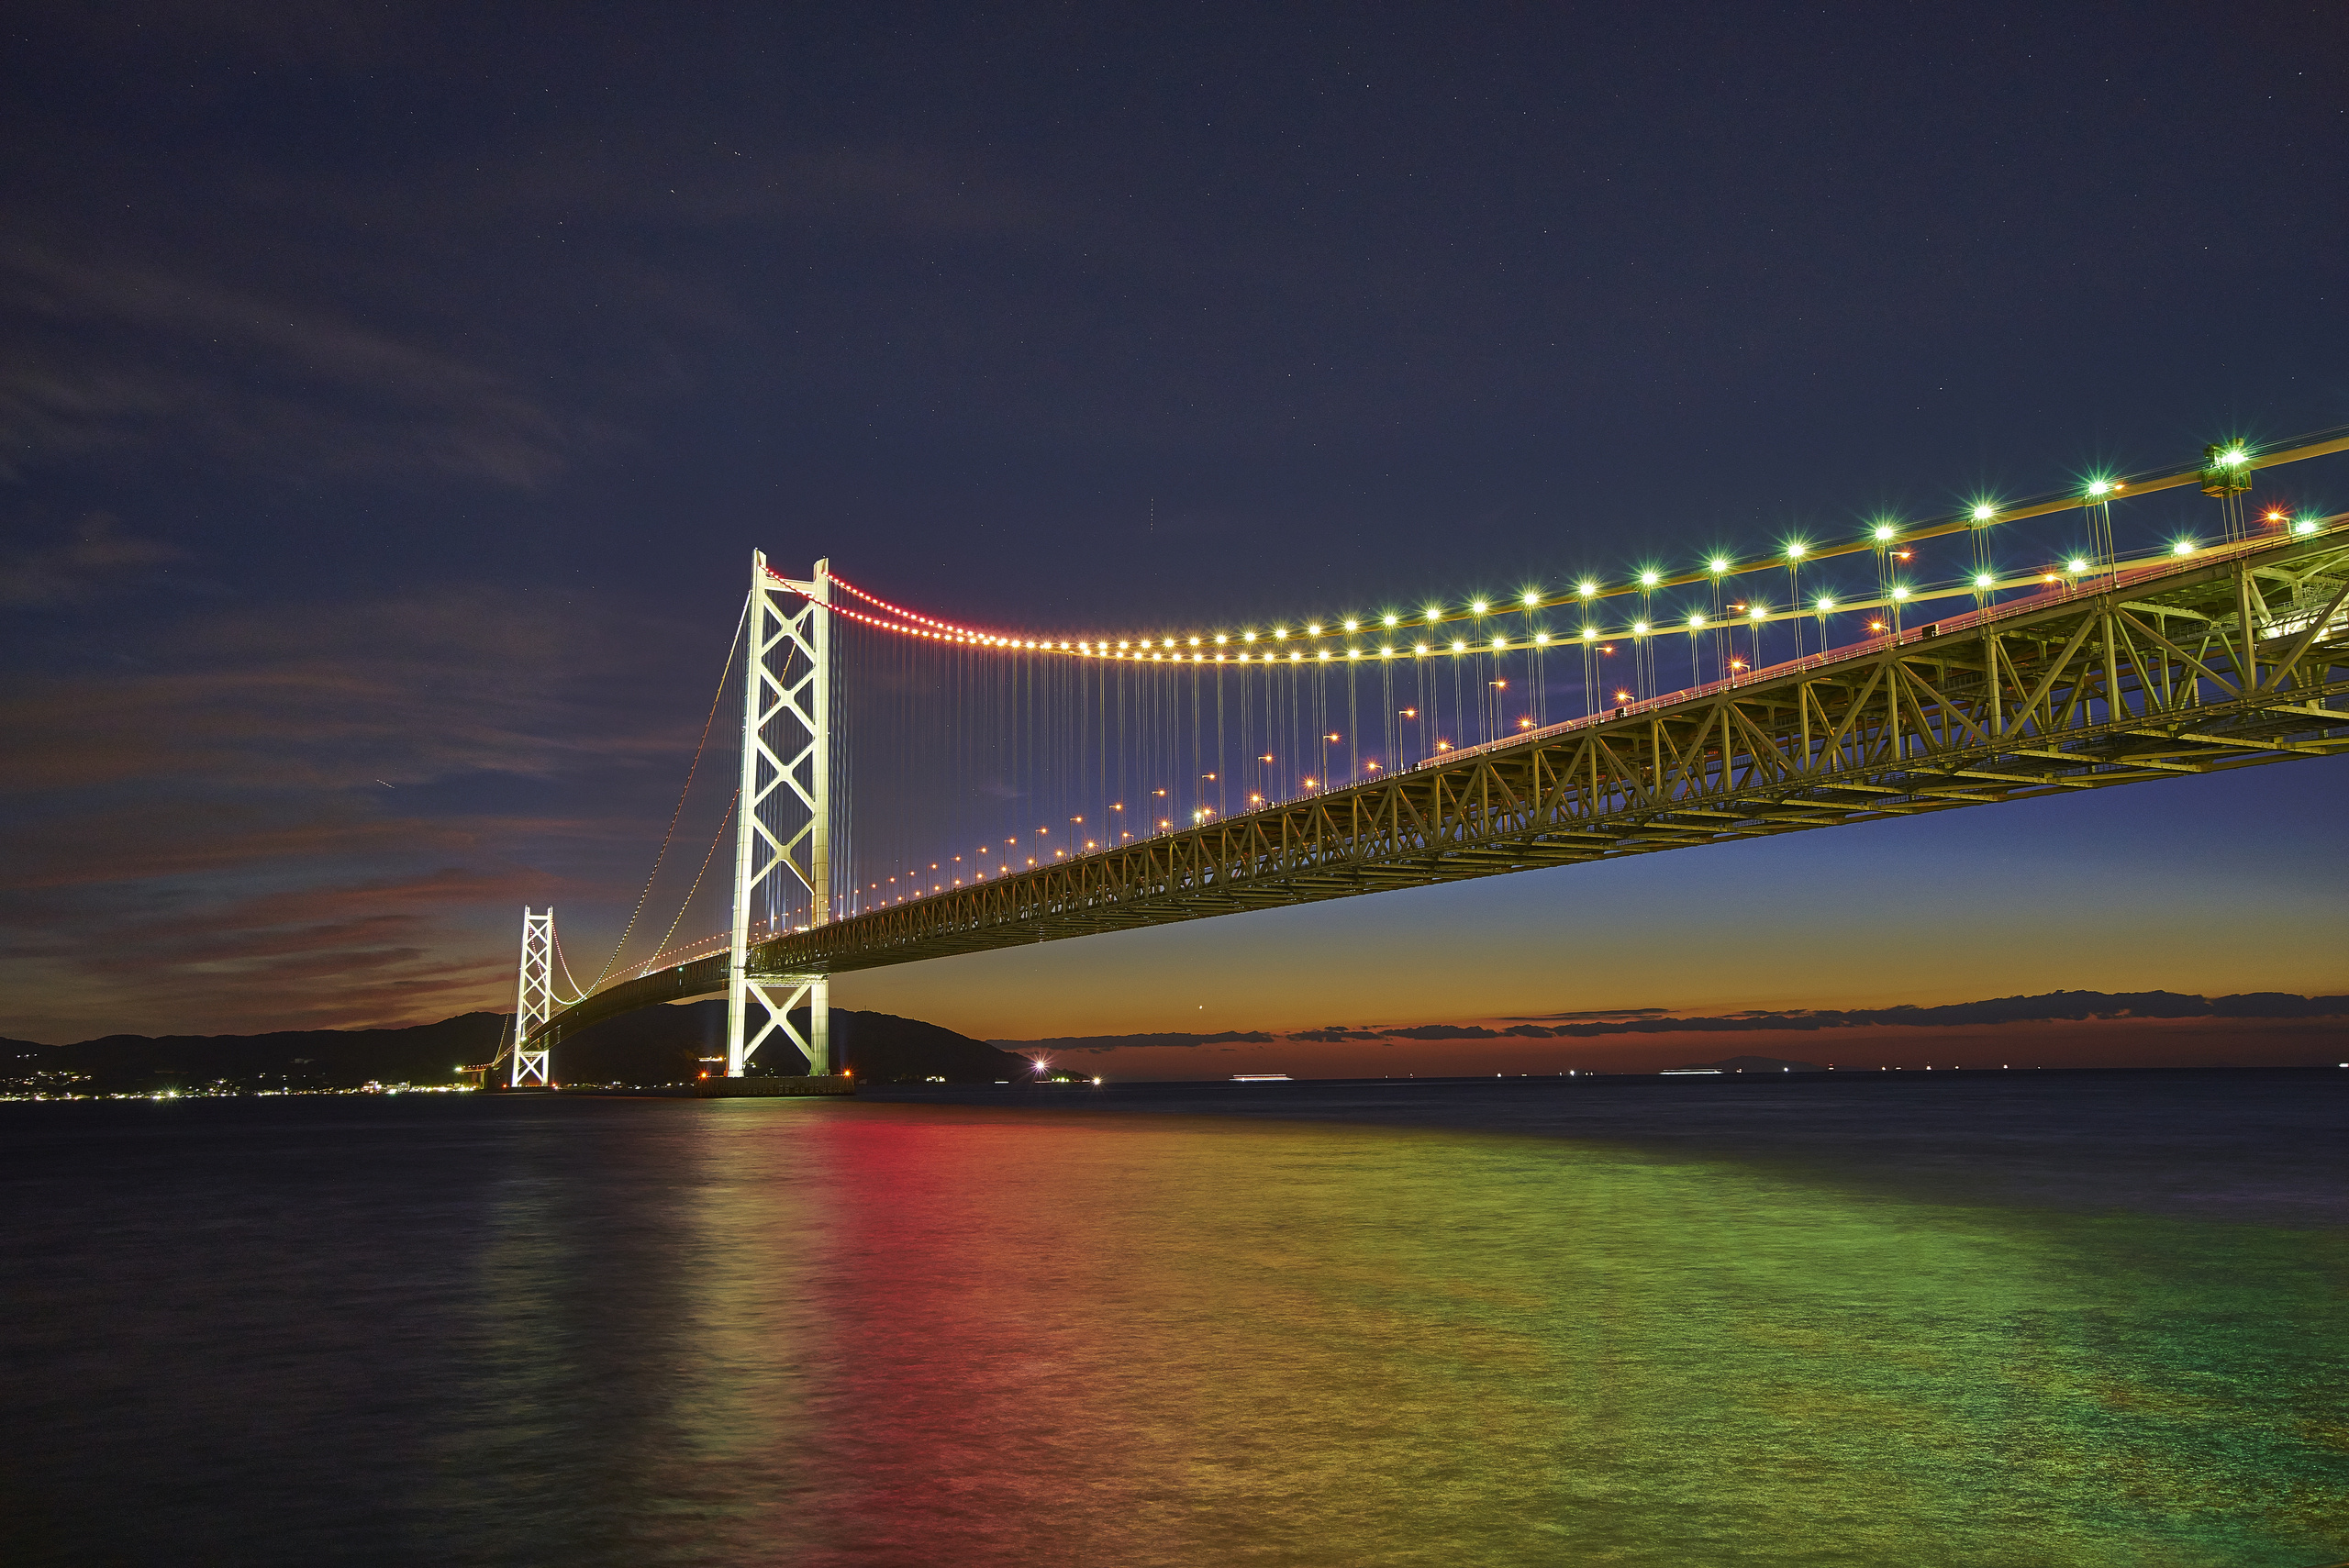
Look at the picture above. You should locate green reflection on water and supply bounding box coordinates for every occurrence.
[653,1107,2349,1566]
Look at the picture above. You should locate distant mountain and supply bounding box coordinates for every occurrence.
[549,1000,1030,1084]
[1,1014,509,1096]
[2,1003,1030,1095]
[996,989,2349,1054]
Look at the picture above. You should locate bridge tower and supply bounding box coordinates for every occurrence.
[511,906,554,1087]
[726,550,836,1078]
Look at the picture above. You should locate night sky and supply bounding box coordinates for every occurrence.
[6,5,2346,1050]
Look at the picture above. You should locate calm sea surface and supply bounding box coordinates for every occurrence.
[4,1070,2344,1567]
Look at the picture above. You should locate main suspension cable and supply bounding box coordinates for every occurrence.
[582,588,752,996]
[640,788,739,972]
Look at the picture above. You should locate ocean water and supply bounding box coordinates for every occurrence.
[3,1071,2343,1567]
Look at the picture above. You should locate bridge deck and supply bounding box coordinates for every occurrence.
[542,522,2349,1044]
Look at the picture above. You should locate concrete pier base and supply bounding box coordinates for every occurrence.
[696,1074,855,1098]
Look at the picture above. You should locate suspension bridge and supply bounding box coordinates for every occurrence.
[493,432,2349,1087]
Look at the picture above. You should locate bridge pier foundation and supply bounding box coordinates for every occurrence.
[729,972,830,1077]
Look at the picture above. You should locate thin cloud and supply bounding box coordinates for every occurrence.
[0,239,570,485]
[0,513,184,607]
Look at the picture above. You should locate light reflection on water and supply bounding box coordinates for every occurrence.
[3,1090,2344,1566]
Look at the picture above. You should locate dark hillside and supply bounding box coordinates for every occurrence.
[3,1014,508,1095]
[551,1000,1030,1084]
[5,1004,1029,1094]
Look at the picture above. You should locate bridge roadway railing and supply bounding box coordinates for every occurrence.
[541,520,2349,1041]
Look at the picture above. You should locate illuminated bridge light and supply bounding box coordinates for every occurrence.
[1639,570,1660,587]
[1784,541,1806,560]
[1975,573,1995,588]
[1578,582,1598,597]
[2173,539,2195,555]
[1971,504,1996,522]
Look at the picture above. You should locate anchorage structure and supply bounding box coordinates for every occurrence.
[510,907,555,1087]
[725,551,833,1077]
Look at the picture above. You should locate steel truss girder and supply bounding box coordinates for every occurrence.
[538,522,2349,1042]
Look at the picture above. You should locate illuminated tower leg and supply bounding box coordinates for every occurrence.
[727,553,836,1077]
[512,907,553,1087]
